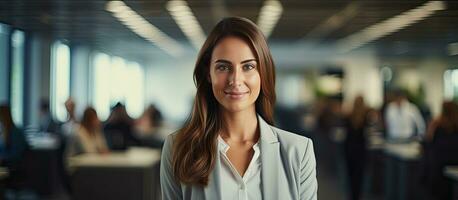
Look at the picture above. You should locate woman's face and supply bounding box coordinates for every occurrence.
[209,36,261,113]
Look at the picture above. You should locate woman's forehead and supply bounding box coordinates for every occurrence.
[211,37,256,63]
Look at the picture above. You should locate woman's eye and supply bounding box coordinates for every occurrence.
[243,64,256,71]
[216,65,230,71]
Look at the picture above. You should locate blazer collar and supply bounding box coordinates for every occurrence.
[258,114,278,144]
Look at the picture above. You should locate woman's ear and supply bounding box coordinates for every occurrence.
[207,75,211,83]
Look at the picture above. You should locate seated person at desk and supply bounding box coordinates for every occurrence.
[134,104,163,136]
[104,103,139,150]
[385,90,425,141]
[424,101,458,200]
[0,105,29,189]
[133,105,164,148]
[68,107,109,155]
[39,100,60,134]
[61,98,79,140]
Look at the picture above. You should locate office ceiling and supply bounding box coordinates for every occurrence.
[1,0,457,64]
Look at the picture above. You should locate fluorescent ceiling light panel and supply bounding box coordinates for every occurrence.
[448,42,458,56]
[166,0,206,50]
[257,0,283,38]
[106,1,184,57]
[336,1,446,53]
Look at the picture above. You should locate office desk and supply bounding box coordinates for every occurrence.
[69,148,161,200]
[0,167,8,179]
[445,166,458,200]
[0,167,8,196]
[383,142,422,200]
[445,166,458,181]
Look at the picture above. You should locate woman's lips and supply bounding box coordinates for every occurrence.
[224,91,248,99]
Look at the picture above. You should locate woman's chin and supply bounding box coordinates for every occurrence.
[220,102,254,113]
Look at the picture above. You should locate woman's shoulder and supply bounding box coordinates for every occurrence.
[269,126,316,173]
[270,126,313,151]
[163,132,179,152]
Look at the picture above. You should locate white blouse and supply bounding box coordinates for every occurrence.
[76,127,109,154]
[217,136,262,200]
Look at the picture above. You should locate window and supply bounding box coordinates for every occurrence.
[50,41,71,122]
[91,53,145,120]
[444,69,458,101]
[0,23,10,103]
[125,62,144,118]
[10,30,25,126]
[92,52,111,120]
[110,56,127,105]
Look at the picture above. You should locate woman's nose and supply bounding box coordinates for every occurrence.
[228,67,243,86]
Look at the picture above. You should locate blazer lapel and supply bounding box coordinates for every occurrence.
[258,115,281,200]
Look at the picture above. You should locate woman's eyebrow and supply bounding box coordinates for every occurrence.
[241,59,257,64]
[214,59,232,65]
[214,59,257,64]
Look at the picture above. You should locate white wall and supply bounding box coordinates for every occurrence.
[335,49,384,110]
[418,58,448,117]
[145,57,197,122]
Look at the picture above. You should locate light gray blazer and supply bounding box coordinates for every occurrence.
[160,115,318,200]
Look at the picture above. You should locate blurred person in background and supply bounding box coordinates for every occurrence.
[0,105,29,192]
[134,104,163,136]
[134,104,164,148]
[60,98,79,193]
[380,90,396,138]
[343,96,371,200]
[424,101,458,200]
[103,102,139,151]
[38,100,60,134]
[61,98,79,139]
[384,89,425,141]
[160,17,317,200]
[68,107,108,155]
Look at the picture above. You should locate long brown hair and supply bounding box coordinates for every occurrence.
[0,105,15,147]
[172,17,276,186]
[80,107,100,136]
[349,95,369,130]
[438,101,458,134]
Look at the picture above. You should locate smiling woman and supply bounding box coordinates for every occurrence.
[160,17,318,200]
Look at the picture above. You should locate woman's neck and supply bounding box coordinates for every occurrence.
[220,108,259,142]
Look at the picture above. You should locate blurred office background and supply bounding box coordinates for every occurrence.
[1,0,458,199]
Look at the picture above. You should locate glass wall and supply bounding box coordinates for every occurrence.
[125,62,144,118]
[10,30,24,126]
[0,23,10,103]
[50,41,71,122]
[110,56,127,105]
[91,53,145,120]
[92,52,111,120]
